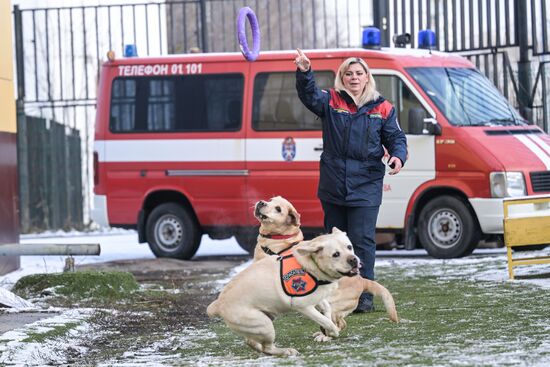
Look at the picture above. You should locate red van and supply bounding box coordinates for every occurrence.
[92,46,550,259]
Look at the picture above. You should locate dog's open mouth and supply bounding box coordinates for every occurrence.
[339,267,359,277]
[256,213,267,220]
[254,207,268,221]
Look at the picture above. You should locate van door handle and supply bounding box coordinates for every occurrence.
[314,145,323,151]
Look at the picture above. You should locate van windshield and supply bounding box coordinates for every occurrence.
[406,67,527,127]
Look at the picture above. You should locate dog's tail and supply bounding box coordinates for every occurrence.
[362,279,399,323]
[206,300,220,318]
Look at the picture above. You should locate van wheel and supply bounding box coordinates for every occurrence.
[418,196,480,259]
[146,203,201,260]
[235,229,257,254]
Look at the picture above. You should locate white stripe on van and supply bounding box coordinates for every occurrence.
[528,134,550,157]
[95,138,324,162]
[246,138,323,161]
[97,139,246,162]
[515,135,550,169]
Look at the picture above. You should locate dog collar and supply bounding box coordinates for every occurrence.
[260,232,300,240]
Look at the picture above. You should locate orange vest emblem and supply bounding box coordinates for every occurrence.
[278,252,330,297]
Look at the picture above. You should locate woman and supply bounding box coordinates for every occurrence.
[294,49,407,312]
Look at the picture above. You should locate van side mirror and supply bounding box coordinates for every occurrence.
[408,107,441,136]
[423,117,442,135]
[409,108,427,135]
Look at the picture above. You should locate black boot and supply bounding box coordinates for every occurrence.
[353,292,375,313]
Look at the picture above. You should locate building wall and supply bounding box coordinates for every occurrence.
[0,0,20,275]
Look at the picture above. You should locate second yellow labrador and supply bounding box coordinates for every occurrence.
[207,228,360,356]
[252,196,398,329]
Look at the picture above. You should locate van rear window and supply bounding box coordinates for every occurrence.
[109,74,244,133]
[252,71,334,131]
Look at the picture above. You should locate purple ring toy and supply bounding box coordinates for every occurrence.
[237,7,260,61]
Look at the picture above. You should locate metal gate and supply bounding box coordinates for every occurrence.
[13,0,374,109]
[386,0,549,130]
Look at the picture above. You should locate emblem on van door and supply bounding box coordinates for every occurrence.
[282,137,296,161]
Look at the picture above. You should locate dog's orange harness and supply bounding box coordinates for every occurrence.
[278,247,331,297]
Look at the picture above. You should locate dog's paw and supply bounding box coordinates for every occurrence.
[326,329,339,338]
[313,331,332,342]
[283,348,299,356]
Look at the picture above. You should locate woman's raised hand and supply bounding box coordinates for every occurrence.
[294,48,311,72]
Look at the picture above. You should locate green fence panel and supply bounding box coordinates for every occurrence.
[17,115,83,233]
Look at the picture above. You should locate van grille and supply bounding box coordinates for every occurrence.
[531,171,550,192]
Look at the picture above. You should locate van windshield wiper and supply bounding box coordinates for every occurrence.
[488,118,519,125]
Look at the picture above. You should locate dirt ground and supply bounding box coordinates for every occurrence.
[0,255,249,335]
[77,255,248,282]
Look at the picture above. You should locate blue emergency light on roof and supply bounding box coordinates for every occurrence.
[362,27,381,49]
[124,44,138,57]
[418,30,436,49]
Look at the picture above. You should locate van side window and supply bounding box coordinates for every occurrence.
[252,71,334,131]
[375,75,427,134]
[110,74,244,133]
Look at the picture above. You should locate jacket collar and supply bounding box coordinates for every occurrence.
[336,90,385,112]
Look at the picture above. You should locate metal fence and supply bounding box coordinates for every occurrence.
[17,116,83,233]
[387,0,549,130]
[13,0,374,107]
[388,0,548,55]
[530,0,550,56]
[463,51,518,100]
[389,0,519,51]
[531,61,550,132]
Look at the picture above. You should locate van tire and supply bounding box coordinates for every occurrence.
[418,196,480,259]
[235,229,257,254]
[146,203,201,260]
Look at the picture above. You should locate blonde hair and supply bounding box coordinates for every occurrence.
[334,57,380,107]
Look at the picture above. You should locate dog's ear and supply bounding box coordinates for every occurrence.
[296,244,323,256]
[287,209,301,227]
[331,227,343,234]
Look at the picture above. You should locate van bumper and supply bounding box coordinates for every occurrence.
[91,195,110,228]
[469,198,504,234]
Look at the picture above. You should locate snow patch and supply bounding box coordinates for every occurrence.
[0,309,93,366]
[0,288,34,309]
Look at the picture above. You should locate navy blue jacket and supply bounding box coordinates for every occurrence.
[296,69,407,206]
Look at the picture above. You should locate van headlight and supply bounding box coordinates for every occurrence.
[490,172,526,198]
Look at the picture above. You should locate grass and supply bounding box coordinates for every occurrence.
[188,259,550,366]
[2,256,550,366]
[22,322,80,343]
[11,271,139,306]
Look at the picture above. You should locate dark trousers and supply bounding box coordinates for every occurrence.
[321,201,379,285]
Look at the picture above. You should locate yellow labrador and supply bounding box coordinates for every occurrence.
[207,228,359,356]
[253,196,304,261]
[253,196,398,329]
